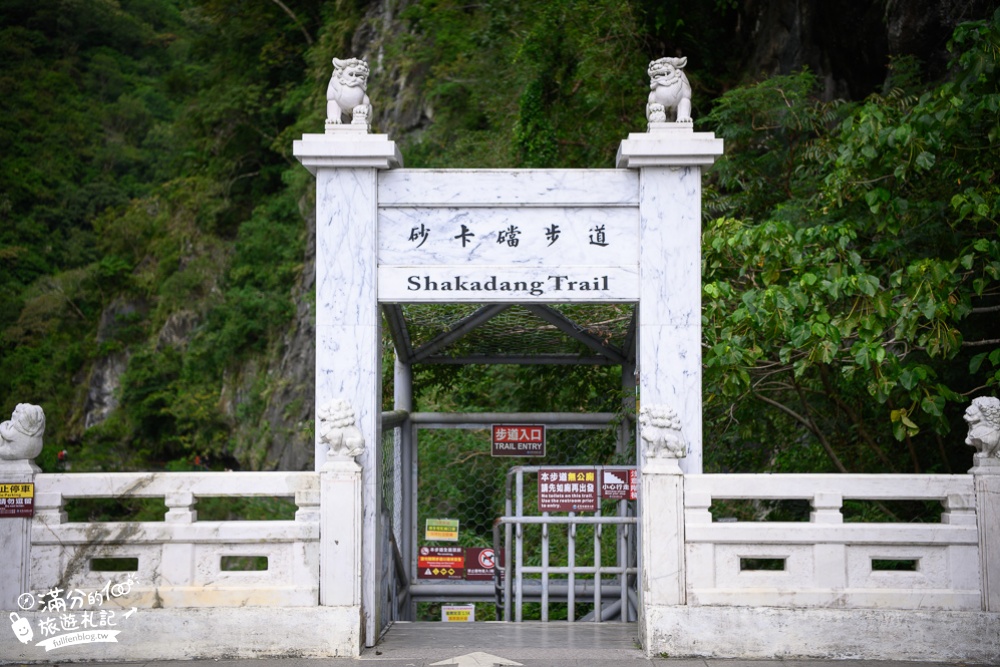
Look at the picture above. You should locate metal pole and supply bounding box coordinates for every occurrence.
[594,503,602,622]
[515,469,524,622]
[541,512,549,621]
[568,512,576,622]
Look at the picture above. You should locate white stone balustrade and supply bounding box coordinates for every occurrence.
[30,471,321,608]
[682,474,981,610]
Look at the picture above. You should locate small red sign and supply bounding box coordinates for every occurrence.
[538,468,598,512]
[492,424,546,457]
[417,546,464,579]
[465,547,504,581]
[601,468,638,501]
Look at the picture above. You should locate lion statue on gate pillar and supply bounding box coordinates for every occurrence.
[318,398,365,461]
[326,57,372,128]
[0,403,46,461]
[639,404,687,459]
[646,57,692,124]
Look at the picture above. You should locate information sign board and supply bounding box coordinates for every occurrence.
[465,547,503,581]
[601,469,638,501]
[417,546,464,579]
[442,604,475,622]
[0,482,34,518]
[425,518,459,541]
[492,424,545,457]
[538,468,598,512]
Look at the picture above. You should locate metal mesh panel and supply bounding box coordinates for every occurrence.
[381,427,401,544]
[400,303,634,359]
[379,426,400,632]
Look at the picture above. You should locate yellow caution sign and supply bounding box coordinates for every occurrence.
[442,604,475,622]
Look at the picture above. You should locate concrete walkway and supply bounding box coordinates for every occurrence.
[2,622,975,666]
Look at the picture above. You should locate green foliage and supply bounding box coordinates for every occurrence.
[396,0,649,168]
[701,10,1000,474]
[2,0,998,482]
[0,0,322,471]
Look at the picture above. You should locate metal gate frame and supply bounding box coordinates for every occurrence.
[392,413,635,622]
[495,465,638,622]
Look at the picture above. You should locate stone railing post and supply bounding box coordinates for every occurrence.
[637,405,687,647]
[320,459,363,607]
[315,399,366,633]
[966,396,1000,611]
[0,403,45,610]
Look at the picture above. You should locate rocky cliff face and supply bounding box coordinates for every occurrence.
[739,0,998,99]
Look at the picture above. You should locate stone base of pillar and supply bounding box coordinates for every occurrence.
[0,459,38,611]
[320,460,363,608]
[643,606,1000,662]
[639,458,685,648]
[0,606,361,660]
[972,455,1000,611]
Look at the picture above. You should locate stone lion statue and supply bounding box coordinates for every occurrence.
[0,403,46,460]
[639,404,687,459]
[326,57,372,126]
[965,396,1000,459]
[647,57,692,123]
[318,398,365,460]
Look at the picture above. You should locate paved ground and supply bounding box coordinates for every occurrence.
[0,623,984,666]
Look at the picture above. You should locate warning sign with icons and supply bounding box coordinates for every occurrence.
[464,547,504,581]
[417,546,464,579]
[600,468,637,501]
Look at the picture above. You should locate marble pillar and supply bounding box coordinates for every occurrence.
[617,124,723,474]
[293,129,401,643]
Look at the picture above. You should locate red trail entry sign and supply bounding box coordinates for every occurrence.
[491,424,545,457]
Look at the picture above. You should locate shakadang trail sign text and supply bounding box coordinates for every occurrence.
[376,189,640,302]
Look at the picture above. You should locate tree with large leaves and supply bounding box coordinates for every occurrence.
[701,10,1000,476]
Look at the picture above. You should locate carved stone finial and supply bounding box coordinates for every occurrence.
[318,399,365,461]
[326,57,372,133]
[646,57,692,126]
[639,405,687,459]
[0,403,45,461]
[965,396,1000,460]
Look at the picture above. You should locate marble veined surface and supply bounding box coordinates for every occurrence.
[378,169,638,206]
[378,206,637,267]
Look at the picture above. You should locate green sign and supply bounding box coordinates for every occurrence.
[425,518,459,541]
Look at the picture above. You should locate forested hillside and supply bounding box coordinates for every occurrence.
[1,0,998,476]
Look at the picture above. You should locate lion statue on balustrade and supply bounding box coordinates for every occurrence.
[326,57,372,125]
[646,57,692,123]
[965,396,1000,459]
[0,403,46,460]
